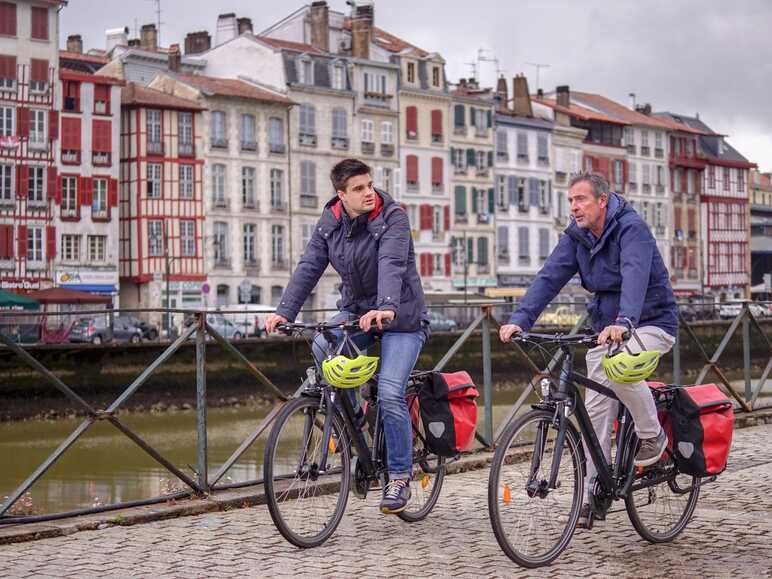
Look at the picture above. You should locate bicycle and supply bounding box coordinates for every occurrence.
[263,320,445,548]
[488,332,706,568]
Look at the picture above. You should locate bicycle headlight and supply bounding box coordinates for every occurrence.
[540,378,551,398]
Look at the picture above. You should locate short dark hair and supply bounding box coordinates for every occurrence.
[330,158,372,192]
[568,171,609,198]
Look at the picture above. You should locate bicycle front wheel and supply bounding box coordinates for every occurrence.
[264,395,351,548]
[488,409,583,568]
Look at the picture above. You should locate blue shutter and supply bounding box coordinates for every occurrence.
[529,178,539,206]
[508,175,518,205]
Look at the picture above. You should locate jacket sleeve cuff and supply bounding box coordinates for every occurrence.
[274,305,297,322]
[508,312,531,332]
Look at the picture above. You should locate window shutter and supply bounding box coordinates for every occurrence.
[622,160,629,186]
[487,151,493,167]
[431,157,443,185]
[406,106,417,136]
[444,253,451,276]
[597,157,610,180]
[0,3,16,36]
[454,186,466,215]
[406,155,418,183]
[443,205,450,230]
[469,106,475,126]
[420,204,431,230]
[48,110,58,140]
[687,208,695,231]
[16,164,27,198]
[508,176,517,205]
[487,110,492,128]
[46,167,57,202]
[0,55,16,81]
[93,119,111,152]
[467,237,474,263]
[431,109,442,136]
[46,226,56,260]
[0,224,10,258]
[30,58,48,82]
[674,207,682,229]
[469,188,477,214]
[539,229,549,259]
[17,107,29,138]
[17,225,27,257]
[61,117,80,150]
[466,148,475,166]
[488,188,495,214]
[497,225,508,255]
[108,178,118,207]
[454,104,465,127]
[529,178,539,206]
[79,176,92,206]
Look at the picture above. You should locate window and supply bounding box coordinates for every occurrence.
[270,168,284,209]
[432,66,440,87]
[62,80,80,112]
[240,113,256,150]
[738,170,745,192]
[431,109,442,142]
[148,220,164,256]
[94,84,110,114]
[405,106,418,139]
[641,130,649,146]
[301,222,314,250]
[88,235,106,262]
[147,109,162,154]
[518,227,529,262]
[708,165,716,189]
[243,223,256,264]
[454,104,465,129]
[271,224,285,266]
[60,176,77,216]
[407,62,415,83]
[381,121,393,144]
[723,167,730,191]
[497,226,509,261]
[517,178,527,212]
[181,220,196,257]
[29,109,46,148]
[210,111,227,148]
[331,63,345,90]
[238,166,256,208]
[29,59,48,92]
[431,205,441,238]
[0,104,12,136]
[361,119,374,143]
[476,150,486,171]
[613,160,624,185]
[61,117,81,162]
[300,161,316,204]
[92,178,108,218]
[433,254,442,275]
[477,237,489,266]
[28,166,44,202]
[364,72,387,94]
[623,127,634,146]
[331,108,348,148]
[268,117,285,152]
[496,175,508,210]
[496,130,508,159]
[213,222,229,263]
[642,163,651,186]
[61,234,80,262]
[516,132,528,161]
[655,131,663,150]
[31,6,48,40]
[382,168,393,193]
[538,180,550,213]
[0,163,12,201]
[628,162,637,184]
[212,164,225,205]
[147,163,162,198]
[179,165,194,199]
[539,228,550,261]
[0,2,17,36]
[27,226,43,262]
[299,104,316,139]
[657,165,665,187]
[178,111,193,155]
[271,285,283,307]
[92,119,112,165]
[297,57,313,84]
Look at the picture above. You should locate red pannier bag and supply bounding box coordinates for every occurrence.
[417,371,479,457]
[669,384,734,477]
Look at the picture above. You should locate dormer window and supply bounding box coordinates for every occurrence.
[407,62,415,83]
[331,62,345,90]
[297,55,313,85]
[432,66,441,87]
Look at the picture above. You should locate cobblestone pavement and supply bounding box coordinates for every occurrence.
[2,424,772,578]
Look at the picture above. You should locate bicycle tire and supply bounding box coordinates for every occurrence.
[488,409,583,568]
[264,395,351,548]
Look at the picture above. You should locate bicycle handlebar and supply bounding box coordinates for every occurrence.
[276,318,383,335]
[512,330,630,346]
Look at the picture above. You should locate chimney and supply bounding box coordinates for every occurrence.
[309,1,330,52]
[128,38,140,47]
[495,75,508,111]
[511,74,533,117]
[628,92,636,110]
[350,1,374,60]
[168,43,181,72]
[635,103,652,115]
[66,34,83,53]
[140,23,158,51]
[537,88,544,99]
[556,85,570,108]
[215,13,238,46]
[184,30,212,55]
[105,26,129,52]
[237,17,253,35]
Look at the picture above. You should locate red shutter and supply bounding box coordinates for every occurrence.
[17,107,29,138]
[674,207,682,229]
[431,109,442,136]
[406,154,418,183]
[0,3,17,36]
[31,6,48,40]
[680,171,688,193]
[46,226,55,260]
[30,59,48,82]
[597,157,610,180]
[444,253,451,276]
[94,84,110,114]
[48,111,58,140]
[55,175,62,205]
[0,224,11,258]
[16,165,28,198]
[406,106,417,137]
[431,157,443,186]
[0,54,16,81]
[108,178,118,207]
[687,208,695,232]
[622,160,629,186]
[46,167,57,202]
[79,177,92,206]
[443,205,450,230]
[93,119,111,152]
[419,204,431,230]
[61,117,81,150]
[17,225,27,257]
[418,253,426,276]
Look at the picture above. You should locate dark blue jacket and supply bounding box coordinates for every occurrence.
[509,193,678,336]
[275,189,428,333]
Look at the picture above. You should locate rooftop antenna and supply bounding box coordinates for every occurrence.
[464,60,478,80]
[525,62,550,92]
[478,48,501,81]
[146,0,163,45]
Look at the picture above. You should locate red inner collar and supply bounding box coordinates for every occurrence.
[330,194,384,222]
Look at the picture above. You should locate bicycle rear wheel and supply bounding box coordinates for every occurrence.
[264,395,351,548]
[488,409,583,568]
[625,455,700,543]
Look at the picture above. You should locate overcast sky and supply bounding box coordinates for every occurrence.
[61,0,772,172]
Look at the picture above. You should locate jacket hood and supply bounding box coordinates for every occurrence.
[318,188,398,237]
[566,191,631,248]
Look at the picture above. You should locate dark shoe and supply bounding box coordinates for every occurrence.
[635,428,668,467]
[380,478,411,514]
[577,503,593,529]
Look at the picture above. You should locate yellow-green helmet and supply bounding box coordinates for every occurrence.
[322,354,379,388]
[602,349,661,384]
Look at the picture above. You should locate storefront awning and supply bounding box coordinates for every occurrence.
[0,289,40,311]
[59,284,117,294]
[27,287,112,304]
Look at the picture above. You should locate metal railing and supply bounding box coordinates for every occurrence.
[0,300,769,523]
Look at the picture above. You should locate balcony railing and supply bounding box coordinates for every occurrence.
[497,252,510,264]
[361,141,375,155]
[63,97,80,112]
[431,183,443,194]
[147,141,164,155]
[654,148,664,159]
[272,258,289,271]
[270,201,287,212]
[269,143,286,155]
[537,156,550,167]
[476,167,490,178]
[92,207,109,220]
[214,258,232,270]
[517,154,529,164]
[626,144,636,155]
[92,151,111,166]
[213,197,230,209]
[299,133,317,147]
[406,130,418,141]
[641,145,651,156]
[210,138,228,150]
[642,184,651,193]
[331,136,349,150]
[300,195,318,208]
[431,133,443,145]
[453,165,467,175]
[656,184,665,193]
[240,140,257,152]
[242,199,259,211]
[497,152,509,162]
[94,100,109,115]
[628,182,638,192]
[454,126,467,136]
[454,214,468,224]
[476,213,491,224]
[475,127,488,138]
[244,259,260,276]
[406,182,419,193]
[381,143,394,157]
[61,149,80,164]
[179,142,194,157]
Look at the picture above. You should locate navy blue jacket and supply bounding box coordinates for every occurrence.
[275,189,428,333]
[509,193,678,336]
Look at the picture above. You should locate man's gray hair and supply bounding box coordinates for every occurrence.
[568,171,609,199]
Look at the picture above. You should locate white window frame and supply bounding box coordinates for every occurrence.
[27,226,43,262]
[243,223,256,264]
[361,119,374,143]
[240,113,256,149]
[212,163,225,204]
[147,163,162,198]
[300,161,316,197]
[178,111,193,148]
[214,221,229,262]
[331,63,345,90]
[297,57,313,85]
[179,164,194,199]
[147,109,162,147]
[0,163,13,202]
[29,109,46,148]
[0,105,13,137]
[268,117,284,151]
[381,122,393,145]
[271,224,285,265]
[242,166,256,207]
[88,235,107,262]
[148,220,164,257]
[270,168,284,208]
[61,234,80,262]
[299,104,316,136]
[181,220,196,257]
[331,108,347,139]
[91,178,108,217]
[28,166,45,202]
[211,111,227,146]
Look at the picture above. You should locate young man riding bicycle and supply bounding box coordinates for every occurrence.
[499,171,679,528]
[265,158,429,515]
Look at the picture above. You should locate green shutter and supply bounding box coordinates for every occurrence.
[467,237,474,263]
[470,106,476,126]
[488,187,495,213]
[470,187,477,213]
[487,110,492,128]
[487,151,493,167]
[466,148,476,166]
[454,104,465,127]
[454,185,466,215]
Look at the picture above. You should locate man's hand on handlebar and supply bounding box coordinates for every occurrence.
[597,324,628,346]
[264,313,288,335]
[358,309,395,332]
[499,323,523,343]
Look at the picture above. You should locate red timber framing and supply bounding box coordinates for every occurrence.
[0,59,57,291]
[119,94,205,285]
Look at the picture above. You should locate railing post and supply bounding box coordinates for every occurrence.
[742,304,752,407]
[481,306,493,445]
[195,311,209,492]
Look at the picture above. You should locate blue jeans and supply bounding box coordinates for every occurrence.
[312,312,425,479]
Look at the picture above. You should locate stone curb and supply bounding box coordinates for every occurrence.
[2,407,771,546]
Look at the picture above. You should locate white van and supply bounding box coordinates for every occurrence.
[215,304,276,337]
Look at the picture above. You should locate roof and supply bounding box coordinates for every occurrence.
[27,287,110,305]
[340,20,428,57]
[570,91,677,130]
[121,82,204,110]
[174,74,293,105]
[254,35,326,55]
[653,111,717,135]
[59,50,111,75]
[659,112,754,166]
[535,97,627,125]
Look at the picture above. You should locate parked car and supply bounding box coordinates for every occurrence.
[115,315,159,341]
[719,302,766,320]
[112,317,144,344]
[679,305,717,322]
[69,316,112,345]
[203,313,244,340]
[223,304,276,337]
[427,311,458,332]
[537,305,582,327]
